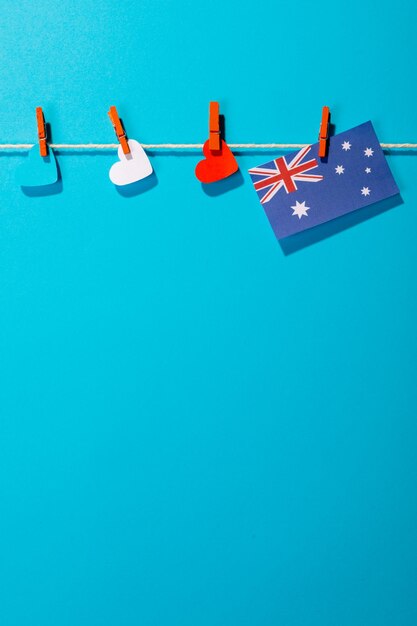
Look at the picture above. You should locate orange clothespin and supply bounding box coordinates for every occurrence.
[318,106,330,158]
[108,106,131,155]
[36,107,48,157]
[209,101,221,152]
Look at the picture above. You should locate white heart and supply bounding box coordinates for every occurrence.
[109,139,153,186]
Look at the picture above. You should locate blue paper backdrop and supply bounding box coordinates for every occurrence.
[0,2,417,625]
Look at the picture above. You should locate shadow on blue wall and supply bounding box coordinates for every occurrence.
[115,170,158,198]
[202,169,244,197]
[21,179,63,197]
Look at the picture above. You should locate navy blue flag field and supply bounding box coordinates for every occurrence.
[248,121,399,240]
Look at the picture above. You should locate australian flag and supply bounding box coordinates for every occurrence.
[249,121,399,239]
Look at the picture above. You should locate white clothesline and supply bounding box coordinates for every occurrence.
[0,142,416,150]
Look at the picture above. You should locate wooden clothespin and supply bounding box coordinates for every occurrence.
[36,107,48,157]
[108,106,131,155]
[209,101,221,152]
[318,106,330,158]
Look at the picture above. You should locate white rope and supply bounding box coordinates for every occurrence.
[0,142,416,150]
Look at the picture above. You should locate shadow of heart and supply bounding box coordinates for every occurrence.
[21,178,63,197]
[115,170,158,198]
[202,169,244,197]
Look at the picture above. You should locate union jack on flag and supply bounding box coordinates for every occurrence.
[248,145,323,204]
[248,121,400,240]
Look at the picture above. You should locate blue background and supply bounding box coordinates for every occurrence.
[0,1,416,625]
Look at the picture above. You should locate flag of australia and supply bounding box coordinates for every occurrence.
[248,121,399,240]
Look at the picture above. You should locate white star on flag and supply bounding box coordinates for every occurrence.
[335,165,345,175]
[365,167,371,173]
[291,200,310,219]
[361,187,371,196]
[342,141,351,151]
[364,147,374,157]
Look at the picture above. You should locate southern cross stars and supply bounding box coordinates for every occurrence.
[291,200,310,219]
[337,140,374,196]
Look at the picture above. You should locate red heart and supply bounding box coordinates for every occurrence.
[195,139,239,183]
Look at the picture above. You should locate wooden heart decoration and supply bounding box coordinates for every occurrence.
[195,139,239,183]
